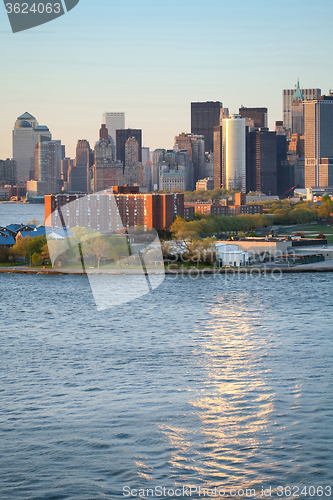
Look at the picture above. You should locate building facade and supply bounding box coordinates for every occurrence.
[223,115,246,192]
[304,95,333,187]
[0,159,17,185]
[191,101,222,153]
[283,84,321,131]
[116,129,142,166]
[12,112,52,184]
[102,112,125,158]
[45,190,184,231]
[239,107,268,128]
[124,137,144,186]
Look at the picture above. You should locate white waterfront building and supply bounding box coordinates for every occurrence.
[215,243,249,267]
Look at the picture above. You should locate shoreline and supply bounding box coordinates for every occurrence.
[1,266,333,275]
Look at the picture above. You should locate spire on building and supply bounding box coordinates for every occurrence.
[293,79,303,100]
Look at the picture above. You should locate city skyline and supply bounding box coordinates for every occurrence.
[1,0,333,159]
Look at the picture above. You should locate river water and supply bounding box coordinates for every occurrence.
[0,202,45,227]
[0,270,332,500]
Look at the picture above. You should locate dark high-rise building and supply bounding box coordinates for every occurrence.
[255,130,277,195]
[213,125,223,189]
[116,129,142,166]
[245,128,257,193]
[191,101,222,153]
[239,107,268,129]
[276,135,294,197]
[0,159,17,185]
[246,129,277,195]
[75,140,91,193]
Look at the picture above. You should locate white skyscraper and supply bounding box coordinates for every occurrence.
[102,112,125,158]
[222,115,246,193]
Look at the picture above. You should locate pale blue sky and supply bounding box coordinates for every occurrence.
[1,0,332,158]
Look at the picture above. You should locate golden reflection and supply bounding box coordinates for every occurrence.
[159,296,280,494]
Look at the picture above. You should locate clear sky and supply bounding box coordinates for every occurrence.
[0,0,333,159]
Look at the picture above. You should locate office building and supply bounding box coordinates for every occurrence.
[213,126,223,189]
[304,95,333,187]
[116,129,142,167]
[283,83,321,131]
[214,115,246,192]
[174,132,205,184]
[158,150,193,191]
[13,112,38,184]
[319,158,333,186]
[191,101,222,153]
[27,137,62,196]
[0,159,17,185]
[12,112,52,184]
[74,139,91,193]
[196,177,214,191]
[102,112,125,158]
[245,129,278,195]
[93,161,124,192]
[239,107,267,128]
[151,149,165,190]
[276,135,294,197]
[124,137,144,186]
[93,136,123,192]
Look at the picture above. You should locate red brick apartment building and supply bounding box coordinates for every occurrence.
[184,192,263,219]
[45,187,184,232]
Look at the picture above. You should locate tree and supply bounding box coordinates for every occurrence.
[82,235,111,269]
[47,239,68,268]
[318,200,333,219]
[10,236,31,262]
[31,252,41,264]
[26,235,47,257]
[40,244,50,264]
[170,216,187,236]
[0,246,9,263]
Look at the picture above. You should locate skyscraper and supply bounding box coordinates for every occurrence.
[223,115,246,192]
[214,115,246,192]
[73,139,91,192]
[291,80,304,135]
[27,137,62,196]
[124,137,144,186]
[255,130,277,196]
[213,126,223,189]
[13,112,52,184]
[239,107,268,129]
[102,112,125,158]
[283,83,321,131]
[304,95,333,187]
[174,132,205,184]
[191,101,222,153]
[93,136,123,192]
[116,129,142,167]
[246,129,278,196]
